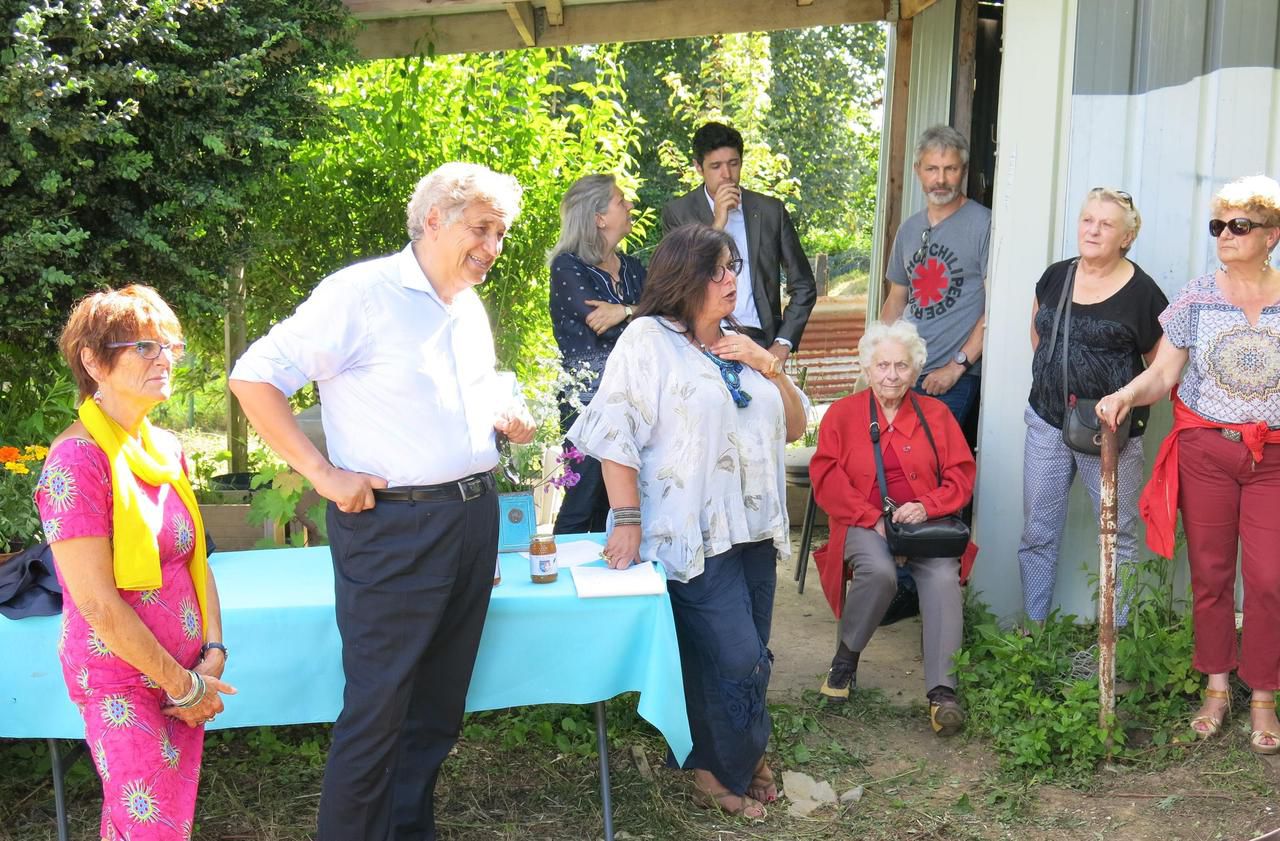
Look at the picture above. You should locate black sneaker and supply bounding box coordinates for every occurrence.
[819,644,859,703]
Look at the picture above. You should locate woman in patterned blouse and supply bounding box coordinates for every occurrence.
[1098,175,1280,755]
[36,286,234,839]
[548,174,645,533]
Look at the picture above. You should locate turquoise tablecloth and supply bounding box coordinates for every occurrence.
[0,535,692,764]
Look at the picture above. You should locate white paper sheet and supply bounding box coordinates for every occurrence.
[570,562,666,598]
[517,539,604,569]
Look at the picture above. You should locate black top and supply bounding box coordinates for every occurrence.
[1028,258,1168,436]
[549,251,645,398]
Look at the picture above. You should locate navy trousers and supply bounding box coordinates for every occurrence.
[317,486,499,841]
[667,540,776,795]
[552,452,610,535]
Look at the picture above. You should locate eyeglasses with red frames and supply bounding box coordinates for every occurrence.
[107,340,186,361]
[711,258,744,284]
[1209,217,1271,238]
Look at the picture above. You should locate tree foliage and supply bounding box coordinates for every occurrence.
[241,46,648,379]
[0,0,353,434]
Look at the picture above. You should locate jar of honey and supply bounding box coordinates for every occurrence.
[529,534,558,583]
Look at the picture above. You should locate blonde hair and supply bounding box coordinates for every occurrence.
[1082,187,1142,252]
[405,162,523,241]
[858,320,928,389]
[1212,175,1280,229]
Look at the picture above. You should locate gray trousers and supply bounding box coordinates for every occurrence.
[1017,404,1144,625]
[838,526,962,691]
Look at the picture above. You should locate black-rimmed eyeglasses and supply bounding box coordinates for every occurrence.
[711,258,744,284]
[107,340,186,361]
[1209,217,1270,238]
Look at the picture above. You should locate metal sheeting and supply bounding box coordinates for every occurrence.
[901,0,959,223]
[1074,0,1280,96]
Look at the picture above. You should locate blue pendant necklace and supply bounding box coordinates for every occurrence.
[697,337,752,408]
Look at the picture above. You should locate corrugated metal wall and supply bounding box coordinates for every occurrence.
[972,0,1280,622]
[902,0,959,223]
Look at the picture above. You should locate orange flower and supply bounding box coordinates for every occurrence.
[0,446,19,463]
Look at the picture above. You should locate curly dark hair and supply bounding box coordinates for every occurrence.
[692,122,744,165]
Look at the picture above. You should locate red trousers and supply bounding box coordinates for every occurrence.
[1178,428,1280,690]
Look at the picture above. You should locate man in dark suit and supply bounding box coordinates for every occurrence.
[661,122,816,362]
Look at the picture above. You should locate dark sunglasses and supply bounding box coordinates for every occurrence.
[912,227,932,264]
[711,258,744,284]
[1090,187,1134,208]
[1209,217,1269,237]
[107,340,186,361]
[701,350,751,408]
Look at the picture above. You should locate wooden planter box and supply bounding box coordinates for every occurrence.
[199,496,285,552]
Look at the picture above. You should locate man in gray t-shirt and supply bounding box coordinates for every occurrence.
[882,125,991,424]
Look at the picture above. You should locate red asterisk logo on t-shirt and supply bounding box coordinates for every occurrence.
[911,258,949,307]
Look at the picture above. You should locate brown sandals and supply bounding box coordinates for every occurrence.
[747,758,779,803]
[1249,698,1280,756]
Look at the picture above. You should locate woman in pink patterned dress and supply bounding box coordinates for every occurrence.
[36,285,235,840]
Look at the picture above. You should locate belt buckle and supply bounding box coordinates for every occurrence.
[457,476,483,502]
[1220,428,1243,442]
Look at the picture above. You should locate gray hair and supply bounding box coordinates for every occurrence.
[1081,187,1142,253]
[914,125,970,167]
[858,320,928,385]
[548,174,617,267]
[406,162,523,241]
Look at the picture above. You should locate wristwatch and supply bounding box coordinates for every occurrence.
[953,350,972,370]
[762,357,785,380]
[201,642,228,660]
[623,305,634,320]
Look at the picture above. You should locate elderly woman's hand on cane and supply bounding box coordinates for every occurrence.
[1095,384,1136,432]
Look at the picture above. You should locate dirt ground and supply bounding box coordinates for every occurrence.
[769,527,1280,841]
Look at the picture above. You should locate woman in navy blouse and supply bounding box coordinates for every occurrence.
[548,174,646,533]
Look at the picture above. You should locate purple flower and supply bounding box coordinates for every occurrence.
[560,445,586,464]
[552,468,581,489]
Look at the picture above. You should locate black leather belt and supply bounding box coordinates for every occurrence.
[373,472,494,503]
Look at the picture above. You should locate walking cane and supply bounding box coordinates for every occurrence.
[1098,423,1120,757]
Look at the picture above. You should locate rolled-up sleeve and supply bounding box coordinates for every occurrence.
[567,320,664,470]
[230,274,368,397]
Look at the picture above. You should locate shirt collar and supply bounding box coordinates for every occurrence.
[703,186,741,215]
[398,243,449,307]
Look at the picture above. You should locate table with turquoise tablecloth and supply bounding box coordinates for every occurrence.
[0,535,692,765]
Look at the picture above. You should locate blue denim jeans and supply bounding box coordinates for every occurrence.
[914,372,980,426]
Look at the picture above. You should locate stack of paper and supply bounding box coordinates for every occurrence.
[517,540,604,569]
[570,562,666,598]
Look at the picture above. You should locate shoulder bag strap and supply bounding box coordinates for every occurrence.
[1043,259,1076,369]
[868,398,895,514]
[908,393,946,485]
[1060,260,1077,411]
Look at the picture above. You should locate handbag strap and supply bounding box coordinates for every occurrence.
[907,392,946,486]
[1044,260,1079,411]
[868,398,895,514]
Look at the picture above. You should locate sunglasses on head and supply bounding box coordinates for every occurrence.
[1090,187,1134,208]
[107,340,186,361]
[1209,217,1269,238]
[912,227,932,264]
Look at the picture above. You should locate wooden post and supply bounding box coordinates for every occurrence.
[1098,423,1120,755]
[225,262,248,474]
[880,16,914,303]
[814,253,829,297]
[952,0,978,144]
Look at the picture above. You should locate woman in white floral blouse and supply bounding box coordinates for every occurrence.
[1099,175,1280,755]
[570,223,806,818]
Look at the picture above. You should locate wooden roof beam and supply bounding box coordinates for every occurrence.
[545,0,564,25]
[504,1,536,45]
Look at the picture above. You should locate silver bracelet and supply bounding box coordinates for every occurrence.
[612,506,641,526]
[166,670,206,708]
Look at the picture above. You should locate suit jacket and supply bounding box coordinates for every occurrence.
[661,186,816,349]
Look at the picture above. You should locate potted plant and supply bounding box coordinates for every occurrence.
[0,444,48,563]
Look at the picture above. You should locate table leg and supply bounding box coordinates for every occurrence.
[48,738,86,841]
[594,700,614,841]
[796,488,817,593]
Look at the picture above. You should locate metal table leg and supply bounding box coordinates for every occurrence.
[594,700,614,841]
[796,488,817,593]
[48,738,86,841]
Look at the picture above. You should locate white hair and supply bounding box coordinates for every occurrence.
[913,124,969,167]
[406,162,523,241]
[858,320,928,384]
[1081,187,1142,252]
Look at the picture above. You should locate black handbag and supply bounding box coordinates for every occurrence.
[1043,260,1130,454]
[870,395,970,559]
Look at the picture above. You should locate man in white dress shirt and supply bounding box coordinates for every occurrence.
[660,122,816,361]
[229,162,535,841]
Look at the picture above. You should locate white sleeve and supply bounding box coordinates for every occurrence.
[567,320,667,470]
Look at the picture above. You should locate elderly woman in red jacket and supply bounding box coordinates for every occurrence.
[811,319,976,735]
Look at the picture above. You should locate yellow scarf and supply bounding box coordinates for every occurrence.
[78,398,208,638]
